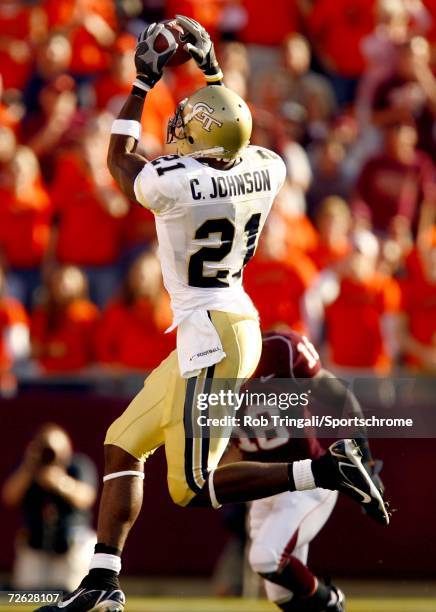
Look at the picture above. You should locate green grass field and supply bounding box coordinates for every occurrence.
[0,597,435,612]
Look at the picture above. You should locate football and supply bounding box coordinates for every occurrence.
[154,19,194,67]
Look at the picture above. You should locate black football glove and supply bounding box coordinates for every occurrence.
[364,459,385,496]
[133,22,177,95]
[175,14,223,83]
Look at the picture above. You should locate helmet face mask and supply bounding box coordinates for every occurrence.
[166,98,188,145]
[166,85,252,160]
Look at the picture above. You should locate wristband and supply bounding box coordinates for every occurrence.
[111,119,142,141]
[131,76,151,100]
[205,68,224,83]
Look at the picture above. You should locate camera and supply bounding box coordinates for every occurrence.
[38,444,56,466]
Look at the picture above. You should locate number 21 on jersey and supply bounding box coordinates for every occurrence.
[188,214,261,288]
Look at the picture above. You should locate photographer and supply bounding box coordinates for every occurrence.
[2,423,97,591]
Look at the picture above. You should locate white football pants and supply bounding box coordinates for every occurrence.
[248,488,338,603]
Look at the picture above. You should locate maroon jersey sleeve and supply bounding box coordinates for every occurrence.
[254,331,321,379]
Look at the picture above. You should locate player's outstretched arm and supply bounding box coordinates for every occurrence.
[107,23,176,201]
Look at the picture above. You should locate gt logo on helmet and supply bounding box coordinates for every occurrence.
[190,102,223,132]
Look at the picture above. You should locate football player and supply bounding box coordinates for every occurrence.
[36,17,389,612]
[229,331,385,612]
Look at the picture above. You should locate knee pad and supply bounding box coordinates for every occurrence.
[249,542,279,575]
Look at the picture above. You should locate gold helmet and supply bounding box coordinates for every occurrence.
[167,85,252,159]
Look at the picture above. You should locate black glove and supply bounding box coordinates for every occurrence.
[364,459,385,496]
[175,15,223,83]
[133,22,177,96]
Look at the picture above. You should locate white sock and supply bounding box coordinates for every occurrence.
[89,553,121,574]
[293,459,316,491]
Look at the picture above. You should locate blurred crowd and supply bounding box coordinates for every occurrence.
[0,0,435,385]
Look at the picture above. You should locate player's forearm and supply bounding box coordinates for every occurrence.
[313,369,372,462]
[107,94,149,200]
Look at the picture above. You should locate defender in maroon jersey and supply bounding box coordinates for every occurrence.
[228,331,384,612]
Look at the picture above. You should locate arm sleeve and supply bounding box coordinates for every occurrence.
[133,162,178,214]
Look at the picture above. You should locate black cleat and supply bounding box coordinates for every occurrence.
[327,439,390,526]
[279,585,345,611]
[326,585,346,611]
[34,587,125,612]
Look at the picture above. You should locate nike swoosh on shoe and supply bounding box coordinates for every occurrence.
[58,590,86,609]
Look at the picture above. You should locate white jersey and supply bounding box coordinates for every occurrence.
[134,145,286,327]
